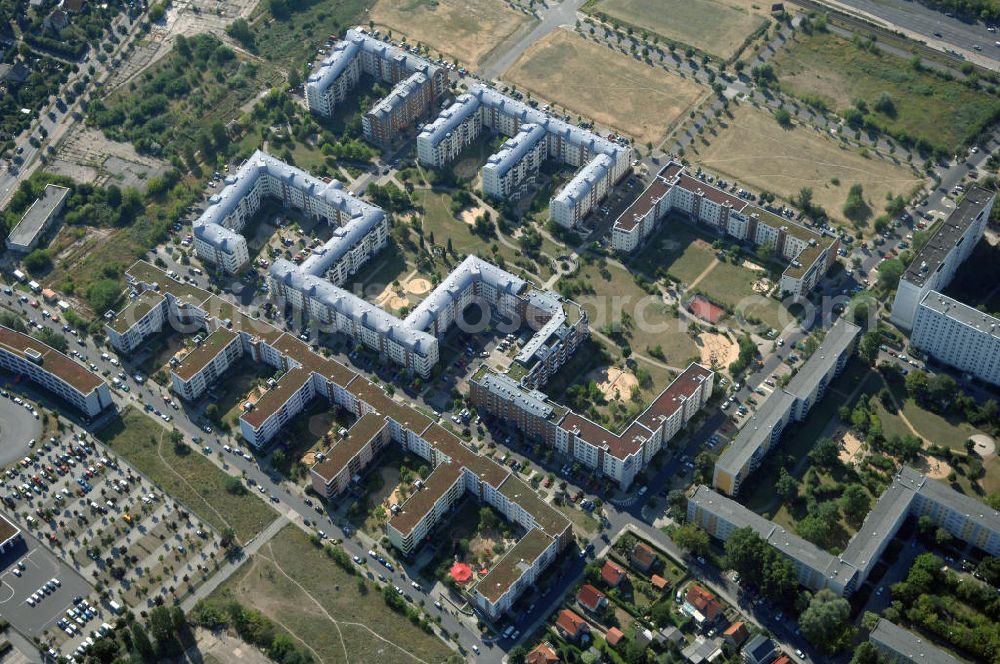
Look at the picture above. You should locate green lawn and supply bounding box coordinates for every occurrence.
[770,31,1000,153]
[248,0,375,71]
[205,525,454,664]
[693,259,790,330]
[98,407,278,543]
[628,217,716,285]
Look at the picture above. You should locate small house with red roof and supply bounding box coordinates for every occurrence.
[605,627,625,648]
[723,621,749,649]
[527,643,560,664]
[576,584,608,614]
[555,609,591,644]
[629,541,658,573]
[601,560,627,588]
[650,574,669,592]
[682,584,723,626]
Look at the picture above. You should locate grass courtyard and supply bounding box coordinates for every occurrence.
[587,0,768,60]
[690,103,925,229]
[202,525,454,664]
[98,408,278,543]
[770,31,1000,153]
[504,29,704,146]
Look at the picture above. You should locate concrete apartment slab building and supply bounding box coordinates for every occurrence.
[611,163,838,298]
[6,184,70,253]
[891,186,995,330]
[869,619,961,664]
[911,291,1000,386]
[482,123,547,200]
[417,83,632,228]
[362,71,435,146]
[116,261,570,620]
[713,318,860,495]
[170,326,243,401]
[690,467,1000,597]
[104,290,167,354]
[0,325,112,418]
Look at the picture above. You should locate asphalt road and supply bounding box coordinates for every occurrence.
[0,398,42,467]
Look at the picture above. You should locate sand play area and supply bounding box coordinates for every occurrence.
[406,278,432,295]
[697,332,740,369]
[589,367,639,403]
[837,431,865,466]
[459,205,490,226]
[969,433,996,458]
[375,276,432,310]
[919,456,953,480]
[752,277,773,295]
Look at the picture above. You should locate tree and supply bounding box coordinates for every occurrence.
[843,184,868,222]
[478,507,498,531]
[775,467,798,501]
[220,527,237,551]
[774,108,792,128]
[130,622,155,662]
[809,437,839,468]
[34,328,68,353]
[23,248,52,274]
[904,369,929,401]
[927,373,957,405]
[672,523,709,556]
[877,258,904,291]
[86,279,121,314]
[858,331,880,365]
[149,606,182,658]
[509,646,528,664]
[840,484,870,526]
[224,476,246,495]
[798,589,852,654]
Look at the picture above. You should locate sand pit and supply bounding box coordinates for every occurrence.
[459,205,489,226]
[741,260,766,272]
[697,332,740,369]
[752,278,773,295]
[373,283,396,306]
[969,433,996,458]
[388,295,409,310]
[406,278,432,295]
[300,451,317,465]
[837,431,865,466]
[921,456,953,480]
[590,367,639,403]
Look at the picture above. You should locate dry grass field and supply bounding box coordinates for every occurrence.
[589,0,768,60]
[371,0,534,67]
[504,29,704,145]
[691,103,925,227]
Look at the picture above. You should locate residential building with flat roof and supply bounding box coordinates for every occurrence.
[891,186,995,330]
[0,325,112,417]
[869,619,961,664]
[482,123,547,200]
[0,511,22,554]
[310,412,390,498]
[6,184,70,253]
[611,162,837,297]
[170,327,243,401]
[104,290,167,354]
[362,71,435,146]
[714,319,860,495]
[911,291,1000,387]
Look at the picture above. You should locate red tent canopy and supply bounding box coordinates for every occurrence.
[449,562,472,583]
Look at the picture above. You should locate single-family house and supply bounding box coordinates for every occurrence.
[605,627,624,648]
[723,621,749,649]
[743,634,778,664]
[630,542,658,573]
[555,609,591,644]
[601,560,627,588]
[682,584,723,626]
[577,584,608,614]
[651,574,669,592]
[527,643,560,664]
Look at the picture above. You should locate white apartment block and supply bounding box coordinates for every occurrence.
[912,292,1000,386]
[417,83,631,228]
[104,291,167,354]
[612,162,837,298]
[0,326,113,418]
[305,40,361,116]
[890,186,995,330]
[170,327,244,401]
[482,123,547,200]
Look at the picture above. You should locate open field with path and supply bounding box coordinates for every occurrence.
[770,31,1000,153]
[205,525,455,664]
[588,0,767,60]
[371,0,534,67]
[504,29,704,145]
[691,103,925,228]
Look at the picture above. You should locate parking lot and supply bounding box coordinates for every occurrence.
[0,422,222,659]
[0,395,42,467]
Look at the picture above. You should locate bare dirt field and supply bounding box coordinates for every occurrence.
[371,0,534,67]
[504,29,704,145]
[697,332,739,369]
[459,205,490,226]
[970,433,996,458]
[589,367,639,403]
[589,0,768,60]
[49,126,169,189]
[919,456,953,481]
[195,628,271,664]
[691,103,925,228]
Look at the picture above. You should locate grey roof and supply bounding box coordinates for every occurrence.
[417,93,481,146]
[368,71,429,120]
[716,319,858,478]
[918,290,1000,340]
[552,153,612,207]
[306,39,360,93]
[193,222,244,255]
[784,318,860,398]
[7,184,69,248]
[403,255,527,332]
[870,619,961,664]
[268,259,437,357]
[903,185,995,287]
[474,371,555,420]
[515,297,567,365]
[839,477,914,575]
[483,123,546,179]
[906,465,1000,537]
[743,634,776,663]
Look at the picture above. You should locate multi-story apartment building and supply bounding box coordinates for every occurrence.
[482,123,547,200]
[471,363,714,489]
[611,162,838,298]
[362,71,434,146]
[0,326,113,418]
[104,291,167,354]
[311,412,391,498]
[890,186,994,330]
[713,319,860,495]
[194,150,388,276]
[689,467,1000,598]
[911,292,1000,386]
[306,28,445,146]
[170,326,244,401]
[869,619,961,664]
[417,83,631,228]
[0,512,21,555]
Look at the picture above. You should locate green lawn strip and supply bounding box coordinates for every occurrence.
[210,525,454,663]
[98,407,277,543]
[692,259,788,330]
[770,31,1000,153]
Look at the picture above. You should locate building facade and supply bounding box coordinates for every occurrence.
[911,292,1000,386]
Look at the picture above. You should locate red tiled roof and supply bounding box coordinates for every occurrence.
[605,627,625,647]
[527,643,560,664]
[773,657,791,664]
[650,574,669,590]
[685,584,722,620]
[555,609,590,639]
[601,560,626,587]
[724,621,749,646]
[576,584,606,612]
[630,542,657,569]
